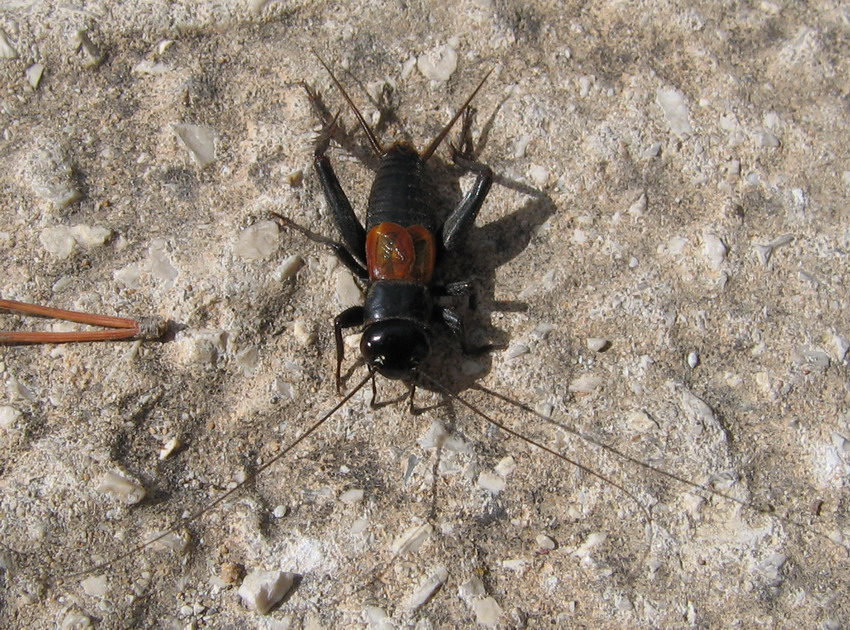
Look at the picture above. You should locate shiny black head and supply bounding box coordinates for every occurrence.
[360,320,431,380]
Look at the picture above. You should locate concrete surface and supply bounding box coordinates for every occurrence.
[1,1,848,628]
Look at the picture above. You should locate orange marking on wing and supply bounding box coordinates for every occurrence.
[366,223,436,283]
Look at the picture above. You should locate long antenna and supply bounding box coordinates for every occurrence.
[420,69,493,162]
[314,53,385,157]
[56,373,372,583]
[470,381,847,550]
[417,371,653,527]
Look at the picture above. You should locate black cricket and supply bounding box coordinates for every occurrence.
[273,57,496,391]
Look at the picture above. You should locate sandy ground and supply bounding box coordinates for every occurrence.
[1,1,849,628]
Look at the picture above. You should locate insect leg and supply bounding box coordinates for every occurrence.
[435,305,499,355]
[433,280,477,310]
[334,306,364,392]
[439,108,493,252]
[299,78,369,265]
[313,154,368,267]
[271,213,367,280]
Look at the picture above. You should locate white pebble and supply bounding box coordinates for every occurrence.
[535,534,556,551]
[151,529,191,555]
[628,192,647,217]
[0,29,18,58]
[236,346,260,373]
[417,45,457,81]
[172,123,217,168]
[702,232,726,269]
[26,63,44,89]
[97,471,146,504]
[273,254,304,282]
[391,522,433,555]
[61,611,93,629]
[234,220,279,260]
[70,225,111,249]
[335,270,363,307]
[158,436,182,460]
[238,570,295,615]
[626,410,657,432]
[568,373,603,394]
[27,139,81,209]
[148,239,179,283]
[114,263,141,289]
[574,532,607,558]
[292,320,316,346]
[753,234,794,265]
[272,505,288,518]
[80,575,108,598]
[477,471,506,494]
[656,87,694,138]
[586,338,610,352]
[528,164,549,186]
[40,226,76,259]
[405,567,448,610]
[832,334,849,363]
[494,456,516,477]
[339,488,364,505]
[0,405,22,432]
[459,576,486,600]
[687,351,700,368]
[471,597,503,627]
[505,343,529,360]
[756,131,781,148]
[643,142,662,158]
[176,329,227,366]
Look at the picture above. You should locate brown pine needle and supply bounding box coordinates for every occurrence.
[0,298,166,344]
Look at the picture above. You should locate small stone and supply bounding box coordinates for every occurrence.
[272,255,304,282]
[60,612,93,629]
[70,225,111,249]
[477,471,506,494]
[0,405,22,432]
[286,170,303,187]
[574,532,607,558]
[702,233,727,269]
[114,263,142,289]
[405,567,448,610]
[238,570,295,615]
[26,64,44,89]
[656,87,693,138]
[687,351,700,368]
[471,596,503,627]
[40,226,76,259]
[339,488,364,504]
[292,320,316,346]
[158,436,182,460]
[80,575,108,598]
[494,456,516,477]
[417,44,457,81]
[335,270,363,307]
[149,239,179,283]
[272,505,288,518]
[173,124,217,167]
[391,522,433,555]
[97,471,146,504]
[234,220,279,260]
[568,373,603,394]
[753,234,794,265]
[73,30,103,67]
[628,192,647,217]
[586,338,610,352]
[535,534,556,551]
[151,529,191,555]
[0,29,18,58]
[528,164,549,186]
